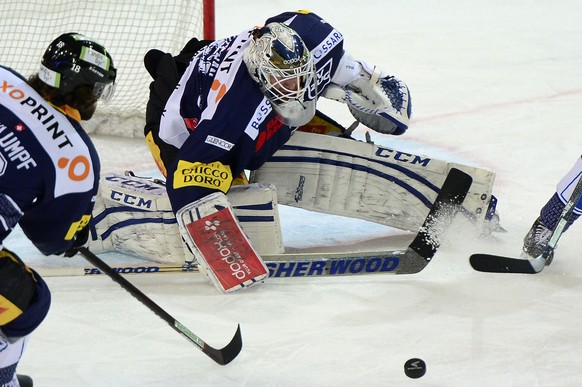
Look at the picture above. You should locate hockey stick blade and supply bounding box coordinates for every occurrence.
[79,247,242,365]
[470,172,582,274]
[469,253,545,274]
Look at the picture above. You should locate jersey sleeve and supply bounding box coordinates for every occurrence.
[18,189,97,255]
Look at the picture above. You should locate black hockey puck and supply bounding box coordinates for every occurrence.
[404,358,426,379]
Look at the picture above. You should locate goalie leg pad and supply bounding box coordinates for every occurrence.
[89,174,284,264]
[227,184,285,255]
[88,173,191,264]
[250,131,496,232]
[176,192,268,293]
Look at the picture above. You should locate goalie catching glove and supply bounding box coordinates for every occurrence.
[322,53,411,135]
[176,192,269,293]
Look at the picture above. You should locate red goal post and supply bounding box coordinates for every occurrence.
[0,0,215,137]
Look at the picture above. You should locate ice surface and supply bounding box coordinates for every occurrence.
[11,0,582,385]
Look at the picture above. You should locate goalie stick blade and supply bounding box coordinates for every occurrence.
[469,253,546,274]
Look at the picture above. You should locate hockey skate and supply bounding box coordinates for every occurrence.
[521,217,554,265]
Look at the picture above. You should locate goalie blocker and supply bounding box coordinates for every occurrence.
[176,192,269,293]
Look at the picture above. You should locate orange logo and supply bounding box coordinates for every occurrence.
[211,80,227,103]
[58,156,90,181]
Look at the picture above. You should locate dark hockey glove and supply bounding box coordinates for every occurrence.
[63,226,90,257]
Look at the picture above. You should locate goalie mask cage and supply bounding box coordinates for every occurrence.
[0,0,215,137]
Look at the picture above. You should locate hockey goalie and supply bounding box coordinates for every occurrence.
[89,10,501,293]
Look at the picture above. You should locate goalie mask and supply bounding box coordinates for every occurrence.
[244,23,316,127]
[39,32,117,103]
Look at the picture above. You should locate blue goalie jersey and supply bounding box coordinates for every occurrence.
[159,11,346,212]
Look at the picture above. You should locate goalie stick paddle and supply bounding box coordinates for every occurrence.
[470,174,582,274]
[407,167,473,262]
[78,247,242,365]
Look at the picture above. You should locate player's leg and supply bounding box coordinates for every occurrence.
[523,156,582,259]
[0,249,50,386]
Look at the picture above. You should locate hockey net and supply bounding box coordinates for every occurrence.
[0,0,215,137]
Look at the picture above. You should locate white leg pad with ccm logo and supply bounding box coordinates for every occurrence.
[176,192,269,293]
[89,173,284,266]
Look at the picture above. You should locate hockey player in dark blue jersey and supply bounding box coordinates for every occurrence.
[0,33,116,386]
[142,10,412,292]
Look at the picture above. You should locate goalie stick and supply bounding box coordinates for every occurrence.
[47,168,472,278]
[79,247,242,365]
[470,174,582,274]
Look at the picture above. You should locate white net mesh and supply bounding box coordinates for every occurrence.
[0,0,212,137]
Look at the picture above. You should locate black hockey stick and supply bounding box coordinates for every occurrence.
[470,175,582,274]
[79,247,242,365]
[407,168,473,263]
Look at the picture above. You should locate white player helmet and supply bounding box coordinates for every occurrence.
[244,22,316,126]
